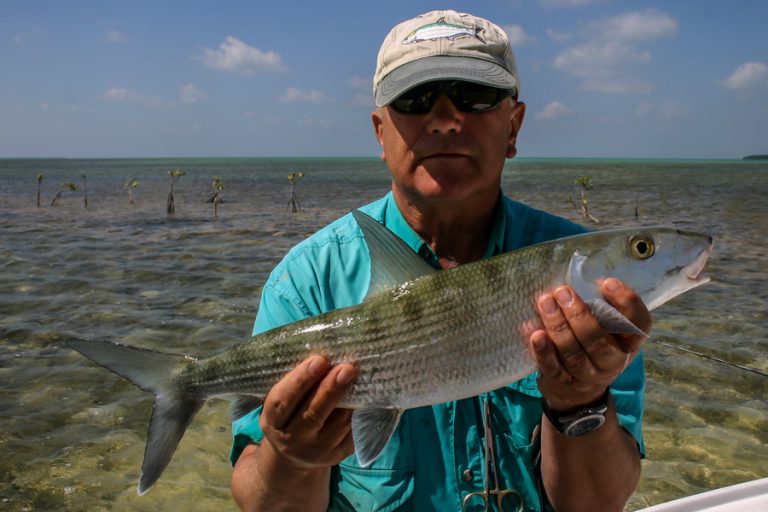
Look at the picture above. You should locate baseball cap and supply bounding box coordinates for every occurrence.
[373,10,520,107]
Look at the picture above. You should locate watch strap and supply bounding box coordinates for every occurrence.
[542,389,611,437]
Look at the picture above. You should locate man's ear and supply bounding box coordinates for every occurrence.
[507,101,526,159]
[371,109,386,160]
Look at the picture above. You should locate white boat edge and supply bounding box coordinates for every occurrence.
[635,477,768,511]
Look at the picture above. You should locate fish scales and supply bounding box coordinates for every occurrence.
[177,242,560,409]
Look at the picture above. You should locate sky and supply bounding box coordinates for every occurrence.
[1,0,766,159]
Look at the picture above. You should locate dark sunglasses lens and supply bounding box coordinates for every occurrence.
[390,83,437,114]
[451,82,505,112]
[390,81,507,114]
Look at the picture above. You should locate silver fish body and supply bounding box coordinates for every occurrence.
[187,222,712,410]
[68,211,713,494]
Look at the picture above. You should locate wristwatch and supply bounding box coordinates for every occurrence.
[542,390,610,437]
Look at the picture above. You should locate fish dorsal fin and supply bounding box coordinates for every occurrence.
[352,210,436,299]
[584,298,647,337]
[351,407,404,467]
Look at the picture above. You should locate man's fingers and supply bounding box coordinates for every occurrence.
[556,287,612,354]
[539,286,628,379]
[334,429,356,461]
[530,331,565,379]
[295,364,357,431]
[601,278,652,353]
[262,355,329,430]
[538,290,599,373]
[534,281,650,412]
[320,408,355,450]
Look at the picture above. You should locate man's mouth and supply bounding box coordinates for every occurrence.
[421,152,469,160]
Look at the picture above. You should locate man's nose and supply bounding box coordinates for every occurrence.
[425,94,463,134]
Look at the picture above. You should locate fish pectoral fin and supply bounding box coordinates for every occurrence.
[351,407,403,467]
[585,298,648,337]
[231,396,265,420]
[352,210,437,299]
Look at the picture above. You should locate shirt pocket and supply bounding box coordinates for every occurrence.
[331,464,414,512]
[495,426,556,512]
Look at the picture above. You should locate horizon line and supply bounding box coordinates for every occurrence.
[1,155,762,162]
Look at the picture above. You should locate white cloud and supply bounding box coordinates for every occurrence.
[504,25,536,47]
[280,87,329,103]
[635,100,690,119]
[103,88,133,101]
[179,83,206,104]
[196,36,284,74]
[552,10,677,95]
[348,77,373,106]
[588,10,678,42]
[586,78,653,95]
[38,102,50,110]
[102,30,126,43]
[555,41,650,73]
[349,76,372,90]
[298,118,332,128]
[350,93,373,107]
[554,41,653,93]
[103,85,208,108]
[102,88,165,108]
[547,29,572,44]
[535,101,574,120]
[12,25,46,45]
[721,62,768,91]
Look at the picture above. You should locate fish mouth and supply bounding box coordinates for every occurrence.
[683,240,714,285]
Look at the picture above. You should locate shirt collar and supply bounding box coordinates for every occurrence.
[382,192,441,268]
[483,192,507,258]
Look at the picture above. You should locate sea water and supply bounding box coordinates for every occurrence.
[0,157,766,510]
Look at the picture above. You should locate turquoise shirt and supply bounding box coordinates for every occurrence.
[231,192,645,511]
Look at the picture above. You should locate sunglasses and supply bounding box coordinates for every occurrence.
[389,80,513,115]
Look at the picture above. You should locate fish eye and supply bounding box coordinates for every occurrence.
[629,235,655,260]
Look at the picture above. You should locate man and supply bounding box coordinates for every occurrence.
[231,10,648,512]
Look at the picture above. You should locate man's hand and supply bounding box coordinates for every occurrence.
[532,278,648,511]
[231,356,357,511]
[259,355,358,469]
[530,278,651,412]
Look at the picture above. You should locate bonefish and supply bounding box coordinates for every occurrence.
[68,210,713,494]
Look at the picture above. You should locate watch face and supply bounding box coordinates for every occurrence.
[563,413,606,437]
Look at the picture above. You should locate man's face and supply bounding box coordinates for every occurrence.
[372,84,526,207]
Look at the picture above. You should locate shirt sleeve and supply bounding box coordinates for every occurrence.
[229,279,314,465]
[611,352,646,456]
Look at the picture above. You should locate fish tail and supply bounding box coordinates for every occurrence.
[67,339,203,495]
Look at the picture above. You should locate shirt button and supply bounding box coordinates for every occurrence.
[462,469,474,482]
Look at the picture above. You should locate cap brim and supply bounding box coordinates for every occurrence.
[375,56,517,107]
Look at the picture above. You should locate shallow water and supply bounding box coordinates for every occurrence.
[1,157,766,510]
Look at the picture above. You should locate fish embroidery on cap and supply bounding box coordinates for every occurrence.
[402,17,485,45]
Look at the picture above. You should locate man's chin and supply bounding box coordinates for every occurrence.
[419,154,471,171]
[404,180,477,203]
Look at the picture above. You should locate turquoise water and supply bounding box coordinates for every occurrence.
[1,157,766,510]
